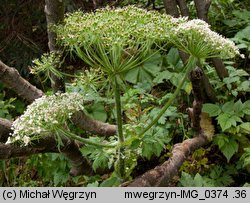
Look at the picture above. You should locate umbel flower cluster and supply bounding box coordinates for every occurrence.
[55,5,241,60]
[170,19,244,59]
[6,93,85,146]
[55,5,186,49]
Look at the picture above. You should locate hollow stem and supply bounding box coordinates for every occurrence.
[113,75,125,178]
[139,56,197,137]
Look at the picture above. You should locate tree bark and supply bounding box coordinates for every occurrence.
[163,0,179,17]
[211,58,229,79]
[176,0,189,16]
[128,135,208,186]
[0,60,44,103]
[72,111,117,137]
[194,0,211,23]
[0,118,12,143]
[44,0,65,93]
[0,137,59,159]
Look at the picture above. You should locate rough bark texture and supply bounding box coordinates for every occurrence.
[190,67,204,132]
[0,137,59,159]
[176,0,189,16]
[128,135,208,187]
[44,0,65,93]
[211,57,229,79]
[0,118,12,143]
[163,0,179,17]
[0,60,44,103]
[194,0,211,23]
[72,111,117,136]
[58,139,93,176]
[200,69,218,102]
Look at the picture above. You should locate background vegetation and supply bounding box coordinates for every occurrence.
[0,0,249,186]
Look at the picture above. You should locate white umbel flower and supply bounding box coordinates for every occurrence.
[7,92,84,146]
[170,19,241,59]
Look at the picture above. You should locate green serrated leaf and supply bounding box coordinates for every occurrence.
[214,135,227,149]
[239,81,250,91]
[233,10,250,20]
[243,101,250,115]
[219,137,239,162]
[130,139,141,150]
[242,157,250,168]
[194,174,205,187]
[231,115,242,124]
[153,142,164,157]
[125,53,162,85]
[125,67,139,84]
[233,100,243,113]
[217,113,233,131]
[142,141,154,160]
[239,123,250,133]
[202,103,221,117]
[217,175,234,186]
[92,153,109,172]
[90,103,107,122]
[222,101,235,113]
[179,172,194,187]
[235,26,250,40]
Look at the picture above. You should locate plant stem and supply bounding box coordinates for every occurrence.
[58,128,116,148]
[113,75,125,178]
[139,57,197,137]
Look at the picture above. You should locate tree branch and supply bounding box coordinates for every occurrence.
[194,0,211,23]
[0,118,12,143]
[72,111,117,137]
[163,0,180,17]
[0,137,58,159]
[0,60,44,103]
[211,58,229,79]
[189,67,204,132]
[44,0,65,93]
[127,135,208,187]
[176,0,189,16]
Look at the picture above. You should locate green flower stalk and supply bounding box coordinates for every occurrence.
[113,75,125,177]
[139,56,198,137]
